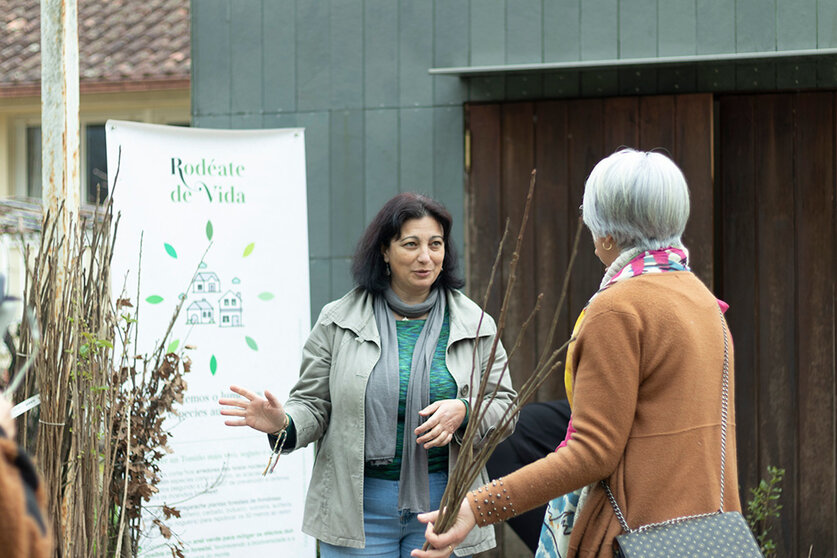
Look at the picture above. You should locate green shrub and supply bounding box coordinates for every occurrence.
[745,465,785,558]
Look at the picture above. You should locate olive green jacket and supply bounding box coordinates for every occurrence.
[284,287,517,555]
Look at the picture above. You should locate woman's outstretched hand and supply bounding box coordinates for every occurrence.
[0,396,16,439]
[411,498,476,557]
[415,399,466,449]
[219,385,286,434]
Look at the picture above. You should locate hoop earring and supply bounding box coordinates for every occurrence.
[602,240,613,251]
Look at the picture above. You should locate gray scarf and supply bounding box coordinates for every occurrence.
[365,286,446,512]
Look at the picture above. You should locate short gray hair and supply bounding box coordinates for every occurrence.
[582,148,690,251]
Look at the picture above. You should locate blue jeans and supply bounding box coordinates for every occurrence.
[320,472,470,558]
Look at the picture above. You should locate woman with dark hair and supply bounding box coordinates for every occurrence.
[220,193,516,557]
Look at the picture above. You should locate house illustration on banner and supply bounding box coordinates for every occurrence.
[186,299,215,324]
[219,290,243,327]
[193,272,221,294]
[183,267,245,328]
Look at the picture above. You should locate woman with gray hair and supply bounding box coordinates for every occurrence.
[414,149,744,558]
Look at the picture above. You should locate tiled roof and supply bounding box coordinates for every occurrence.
[0,0,190,90]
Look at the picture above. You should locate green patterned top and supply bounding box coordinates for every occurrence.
[365,310,457,480]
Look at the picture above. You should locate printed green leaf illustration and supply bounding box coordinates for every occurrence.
[146,295,164,304]
[257,292,275,301]
[164,243,178,259]
[210,355,217,375]
[206,220,214,241]
[245,336,259,351]
[167,339,180,354]
[243,242,255,257]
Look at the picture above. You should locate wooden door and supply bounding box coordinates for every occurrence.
[466,92,837,558]
[718,92,836,558]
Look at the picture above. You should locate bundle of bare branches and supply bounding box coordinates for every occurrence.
[9,192,192,557]
[426,171,583,547]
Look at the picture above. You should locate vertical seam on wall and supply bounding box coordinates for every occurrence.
[396,0,401,192]
[541,0,545,62]
[431,0,437,200]
[616,0,621,59]
[733,0,738,53]
[260,0,266,115]
[361,0,367,224]
[293,0,299,114]
[292,0,298,115]
[227,1,232,117]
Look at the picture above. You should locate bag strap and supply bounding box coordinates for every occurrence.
[603,305,730,533]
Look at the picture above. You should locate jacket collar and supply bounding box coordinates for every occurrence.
[318,287,497,345]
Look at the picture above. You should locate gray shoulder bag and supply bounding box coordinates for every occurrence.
[602,307,764,558]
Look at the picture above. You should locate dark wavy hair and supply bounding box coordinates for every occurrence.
[351,193,465,294]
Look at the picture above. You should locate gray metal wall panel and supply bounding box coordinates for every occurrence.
[820,1,837,47]
[433,1,470,106]
[330,0,364,109]
[192,0,231,115]
[296,2,330,111]
[432,106,465,258]
[230,0,262,115]
[619,0,658,58]
[506,0,543,64]
[262,0,296,113]
[364,0,399,108]
[192,114,232,129]
[659,0,697,56]
[309,258,331,323]
[192,0,837,320]
[737,0,777,52]
[330,258,354,302]
[365,109,400,222]
[777,0,817,50]
[230,114,263,129]
[399,108,434,195]
[696,0,736,54]
[298,112,330,260]
[581,0,618,60]
[470,1,506,65]
[544,0,581,62]
[329,110,365,258]
[399,0,434,107]
[262,113,298,129]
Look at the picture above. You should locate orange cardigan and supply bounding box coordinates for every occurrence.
[0,435,52,558]
[469,272,742,557]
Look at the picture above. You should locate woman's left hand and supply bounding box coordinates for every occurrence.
[411,498,476,557]
[415,399,466,449]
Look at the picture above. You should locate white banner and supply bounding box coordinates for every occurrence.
[107,121,315,557]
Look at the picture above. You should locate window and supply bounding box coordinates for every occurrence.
[85,124,108,203]
[17,113,190,203]
[26,126,42,197]
[223,316,229,324]
[26,123,108,201]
